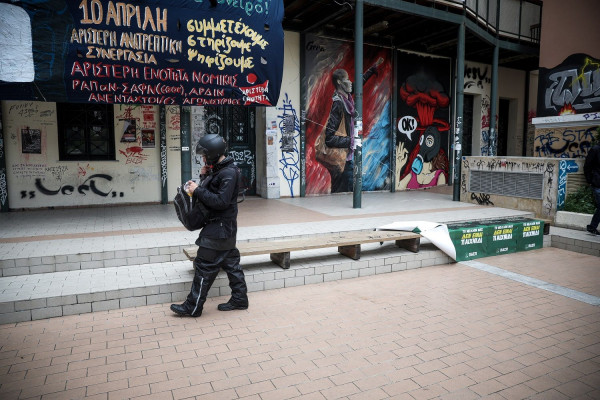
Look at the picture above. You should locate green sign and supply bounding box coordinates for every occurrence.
[489,222,519,256]
[518,220,544,251]
[448,223,487,261]
[448,218,545,261]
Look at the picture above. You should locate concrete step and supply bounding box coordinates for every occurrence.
[0,212,539,278]
[0,244,191,277]
[0,242,453,324]
[0,231,370,278]
[1,227,595,325]
[549,227,600,256]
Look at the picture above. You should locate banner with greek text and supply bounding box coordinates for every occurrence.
[0,0,284,106]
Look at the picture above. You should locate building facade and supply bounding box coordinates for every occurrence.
[6,0,596,212]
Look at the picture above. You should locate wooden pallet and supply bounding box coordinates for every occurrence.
[183,230,422,269]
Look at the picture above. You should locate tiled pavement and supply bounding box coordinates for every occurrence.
[0,248,598,400]
[0,189,599,398]
[0,189,550,325]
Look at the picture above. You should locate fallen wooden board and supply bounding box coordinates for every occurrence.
[183,230,421,269]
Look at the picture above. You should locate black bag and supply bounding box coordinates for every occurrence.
[173,185,210,231]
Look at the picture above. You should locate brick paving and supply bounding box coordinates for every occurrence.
[1,248,599,399]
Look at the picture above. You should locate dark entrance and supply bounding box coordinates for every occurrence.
[462,94,474,157]
[202,106,257,195]
[497,98,510,156]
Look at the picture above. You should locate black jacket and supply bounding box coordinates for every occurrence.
[325,65,378,150]
[584,144,600,188]
[192,156,239,249]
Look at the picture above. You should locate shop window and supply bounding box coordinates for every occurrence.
[57,103,115,160]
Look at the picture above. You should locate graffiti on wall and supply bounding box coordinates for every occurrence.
[557,160,579,210]
[464,65,491,90]
[461,157,560,217]
[20,174,124,199]
[304,34,392,194]
[159,106,168,190]
[229,148,256,190]
[277,93,300,196]
[0,168,7,207]
[114,108,149,164]
[119,146,148,164]
[534,126,597,158]
[537,53,600,117]
[471,192,494,206]
[396,52,450,190]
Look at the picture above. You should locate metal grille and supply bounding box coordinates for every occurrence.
[469,170,544,199]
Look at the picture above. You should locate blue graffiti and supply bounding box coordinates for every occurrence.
[481,130,490,156]
[363,101,391,191]
[480,129,497,156]
[277,93,300,197]
[557,160,578,210]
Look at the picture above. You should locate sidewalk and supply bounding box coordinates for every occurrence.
[0,188,536,259]
[0,189,599,399]
[0,248,598,399]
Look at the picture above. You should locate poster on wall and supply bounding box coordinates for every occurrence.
[304,34,392,195]
[537,53,600,117]
[395,51,451,191]
[142,129,155,148]
[21,128,41,154]
[0,0,285,107]
[120,119,137,142]
[281,114,294,152]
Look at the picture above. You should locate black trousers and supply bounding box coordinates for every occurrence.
[330,160,353,193]
[185,247,248,316]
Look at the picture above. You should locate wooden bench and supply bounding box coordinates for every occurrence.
[183,230,422,269]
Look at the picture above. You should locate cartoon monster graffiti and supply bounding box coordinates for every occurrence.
[396,64,450,190]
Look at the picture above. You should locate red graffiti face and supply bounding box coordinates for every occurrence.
[400,73,449,127]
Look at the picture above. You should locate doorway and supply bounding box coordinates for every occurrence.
[497,98,509,156]
[201,106,257,195]
[462,94,474,157]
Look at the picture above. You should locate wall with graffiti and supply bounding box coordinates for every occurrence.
[165,105,181,200]
[534,125,598,158]
[304,35,392,195]
[460,156,585,219]
[537,54,600,118]
[265,31,300,198]
[1,101,181,208]
[396,52,450,190]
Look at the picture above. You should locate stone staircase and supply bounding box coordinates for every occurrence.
[3,208,596,325]
[0,237,455,324]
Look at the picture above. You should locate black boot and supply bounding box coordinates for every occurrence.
[218,299,248,311]
[170,303,202,317]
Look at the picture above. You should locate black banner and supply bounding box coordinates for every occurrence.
[0,0,284,106]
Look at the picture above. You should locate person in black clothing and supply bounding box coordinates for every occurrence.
[323,58,383,193]
[584,140,600,235]
[171,134,248,317]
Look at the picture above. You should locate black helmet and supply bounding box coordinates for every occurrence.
[196,134,227,165]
